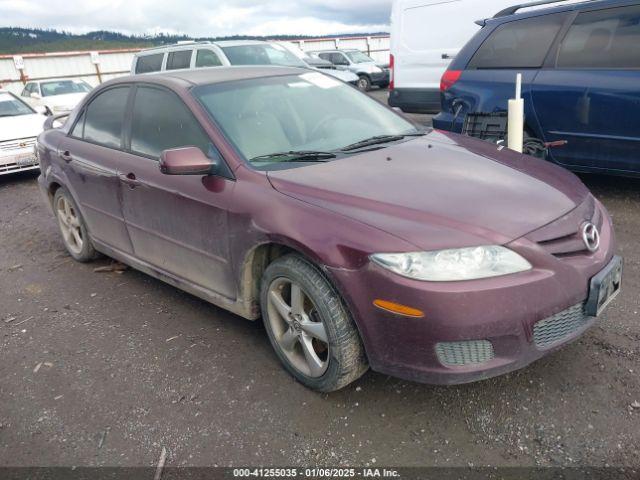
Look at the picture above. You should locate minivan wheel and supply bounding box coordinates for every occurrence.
[260,254,368,392]
[53,188,98,262]
[356,75,372,91]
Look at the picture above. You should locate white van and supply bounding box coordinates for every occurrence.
[389,0,585,113]
[389,0,577,113]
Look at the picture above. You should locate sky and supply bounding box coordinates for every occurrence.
[0,0,393,36]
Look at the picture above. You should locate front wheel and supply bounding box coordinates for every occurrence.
[260,254,368,392]
[356,75,372,91]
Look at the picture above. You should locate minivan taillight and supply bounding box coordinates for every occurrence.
[440,70,462,92]
[389,54,395,91]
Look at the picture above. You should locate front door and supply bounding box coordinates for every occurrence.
[532,5,640,174]
[118,85,236,299]
[57,86,134,254]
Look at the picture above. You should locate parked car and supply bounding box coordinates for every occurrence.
[389,0,532,113]
[131,40,308,74]
[21,79,92,115]
[0,90,46,175]
[37,67,621,391]
[309,49,390,91]
[433,0,640,176]
[272,41,360,85]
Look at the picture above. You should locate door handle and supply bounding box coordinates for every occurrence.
[60,150,73,163]
[119,172,142,188]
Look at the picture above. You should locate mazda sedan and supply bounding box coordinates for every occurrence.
[37,67,622,391]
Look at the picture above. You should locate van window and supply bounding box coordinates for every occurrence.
[468,14,566,69]
[196,49,223,68]
[82,87,130,149]
[129,87,211,159]
[136,54,164,74]
[557,6,640,69]
[166,50,193,70]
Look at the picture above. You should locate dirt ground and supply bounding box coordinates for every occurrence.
[1,98,639,469]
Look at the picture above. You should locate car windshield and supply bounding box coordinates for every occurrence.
[221,44,307,68]
[41,80,92,97]
[0,92,34,117]
[194,72,418,169]
[345,51,375,64]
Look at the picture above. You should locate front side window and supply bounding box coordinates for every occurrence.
[221,44,306,67]
[345,51,374,64]
[196,49,223,68]
[135,54,164,74]
[82,87,130,148]
[166,50,193,70]
[0,92,35,117]
[129,87,211,159]
[194,72,417,168]
[557,6,640,69]
[41,80,91,97]
[468,14,566,69]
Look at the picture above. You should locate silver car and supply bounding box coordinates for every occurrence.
[309,49,390,91]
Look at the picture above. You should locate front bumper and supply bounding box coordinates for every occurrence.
[369,70,390,86]
[326,202,617,385]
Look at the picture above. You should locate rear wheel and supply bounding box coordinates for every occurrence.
[356,75,372,91]
[53,188,98,262]
[260,254,368,392]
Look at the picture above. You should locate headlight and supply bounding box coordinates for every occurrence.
[370,246,532,282]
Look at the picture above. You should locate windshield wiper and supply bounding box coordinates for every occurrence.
[250,150,337,163]
[340,132,427,152]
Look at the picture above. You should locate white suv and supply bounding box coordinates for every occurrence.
[132,40,308,74]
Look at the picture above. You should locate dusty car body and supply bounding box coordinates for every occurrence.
[36,67,621,391]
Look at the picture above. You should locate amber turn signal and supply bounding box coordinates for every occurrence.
[373,299,425,318]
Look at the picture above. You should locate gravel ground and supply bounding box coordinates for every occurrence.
[0,92,639,469]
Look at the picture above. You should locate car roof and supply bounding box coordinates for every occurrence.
[487,0,633,24]
[135,39,271,55]
[104,66,309,89]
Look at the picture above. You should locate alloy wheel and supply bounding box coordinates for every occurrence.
[266,277,330,378]
[55,195,84,255]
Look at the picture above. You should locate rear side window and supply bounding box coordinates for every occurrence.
[468,14,566,69]
[82,87,130,149]
[557,6,640,69]
[135,54,164,74]
[195,49,222,68]
[129,87,211,159]
[166,50,192,70]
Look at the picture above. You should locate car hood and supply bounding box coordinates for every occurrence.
[267,130,589,250]
[317,68,359,82]
[43,92,87,107]
[0,113,46,142]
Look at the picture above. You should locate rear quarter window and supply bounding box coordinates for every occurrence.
[468,13,566,69]
[135,54,164,74]
[557,5,640,69]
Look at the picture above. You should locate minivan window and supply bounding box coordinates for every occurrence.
[468,14,566,69]
[130,87,211,159]
[557,6,640,69]
[82,87,130,149]
[221,44,306,67]
[166,50,193,70]
[135,54,164,74]
[196,49,223,68]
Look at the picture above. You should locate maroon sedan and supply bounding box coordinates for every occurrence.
[36,67,622,391]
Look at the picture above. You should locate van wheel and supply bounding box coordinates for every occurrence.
[53,188,98,262]
[356,75,372,91]
[260,254,368,392]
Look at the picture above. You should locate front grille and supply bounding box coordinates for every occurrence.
[0,137,36,152]
[533,303,590,349]
[435,340,495,366]
[528,196,602,257]
[0,161,40,174]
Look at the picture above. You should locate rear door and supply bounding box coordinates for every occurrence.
[57,85,134,254]
[118,85,236,298]
[531,5,640,173]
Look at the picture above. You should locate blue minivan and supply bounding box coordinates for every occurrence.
[433,0,640,176]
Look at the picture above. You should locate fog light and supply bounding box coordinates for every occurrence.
[373,299,424,318]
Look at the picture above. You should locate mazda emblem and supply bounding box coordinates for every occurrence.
[581,222,600,253]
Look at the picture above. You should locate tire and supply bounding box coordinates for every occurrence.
[356,75,372,91]
[260,254,368,392]
[53,187,98,262]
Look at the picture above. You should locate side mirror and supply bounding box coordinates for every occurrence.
[159,146,216,176]
[34,105,48,115]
